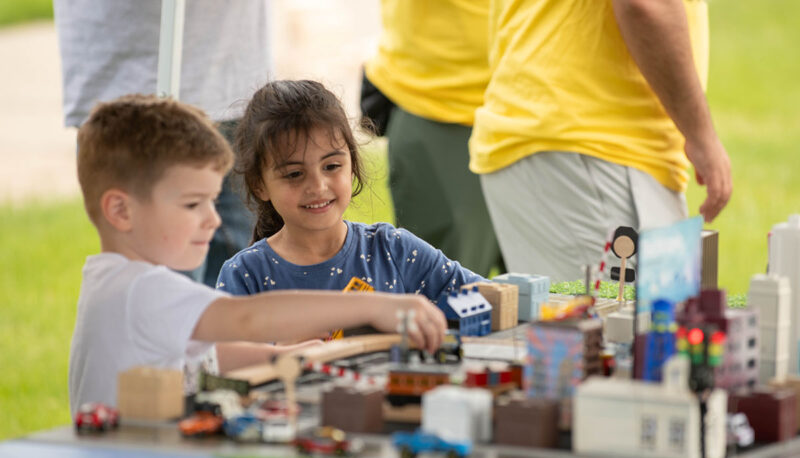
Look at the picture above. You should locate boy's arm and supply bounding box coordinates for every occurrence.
[192,290,447,354]
[215,340,324,373]
[612,0,732,222]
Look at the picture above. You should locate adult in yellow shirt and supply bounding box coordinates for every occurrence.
[364,0,504,277]
[469,0,732,282]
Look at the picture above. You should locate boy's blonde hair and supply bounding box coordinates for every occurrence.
[77,94,234,225]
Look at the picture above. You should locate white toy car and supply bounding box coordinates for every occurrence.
[727,412,755,448]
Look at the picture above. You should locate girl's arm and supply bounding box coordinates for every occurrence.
[215,340,324,373]
[192,290,447,354]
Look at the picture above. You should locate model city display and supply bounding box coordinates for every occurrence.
[75,215,800,458]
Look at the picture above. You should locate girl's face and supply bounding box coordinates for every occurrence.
[257,127,353,237]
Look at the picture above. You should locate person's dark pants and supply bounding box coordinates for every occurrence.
[186,119,255,287]
[386,107,504,277]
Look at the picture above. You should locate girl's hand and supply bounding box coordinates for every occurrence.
[371,295,447,354]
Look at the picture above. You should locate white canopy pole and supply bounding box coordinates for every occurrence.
[156,0,186,98]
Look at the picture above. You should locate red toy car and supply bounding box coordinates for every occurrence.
[74,402,120,433]
[179,411,224,437]
[294,426,360,455]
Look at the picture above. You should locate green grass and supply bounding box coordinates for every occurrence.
[2,0,799,441]
[0,0,52,27]
[685,0,800,295]
[0,199,99,440]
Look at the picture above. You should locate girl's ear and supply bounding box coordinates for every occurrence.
[254,181,270,202]
[100,188,133,232]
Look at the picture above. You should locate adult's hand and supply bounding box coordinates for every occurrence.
[685,136,732,223]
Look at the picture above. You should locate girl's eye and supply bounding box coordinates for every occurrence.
[184,202,200,209]
[324,163,342,171]
[283,171,302,180]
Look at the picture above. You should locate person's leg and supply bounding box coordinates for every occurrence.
[386,107,503,277]
[480,151,639,282]
[185,119,256,286]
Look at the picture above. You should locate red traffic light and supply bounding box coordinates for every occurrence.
[688,328,704,345]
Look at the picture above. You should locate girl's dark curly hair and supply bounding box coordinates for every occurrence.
[235,80,366,242]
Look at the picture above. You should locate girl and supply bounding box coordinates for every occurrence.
[216,80,484,303]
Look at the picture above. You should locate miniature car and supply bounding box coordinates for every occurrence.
[392,430,472,458]
[178,411,224,437]
[74,402,119,433]
[294,426,361,455]
[261,416,297,443]
[434,330,463,363]
[727,412,755,448]
[193,389,244,418]
[223,412,263,442]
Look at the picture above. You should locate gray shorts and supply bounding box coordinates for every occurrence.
[480,151,688,282]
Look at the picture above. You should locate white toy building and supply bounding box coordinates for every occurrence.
[768,214,800,373]
[574,356,727,458]
[749,274,792,383]
[422,386,493,443]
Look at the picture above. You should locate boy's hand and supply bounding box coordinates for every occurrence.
[371,295,447,354]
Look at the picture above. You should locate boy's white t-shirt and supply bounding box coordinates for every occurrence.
[69,253,226,415]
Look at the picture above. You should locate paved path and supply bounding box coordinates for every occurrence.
[0,1,380,204]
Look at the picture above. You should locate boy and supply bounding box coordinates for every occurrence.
[69,94,446,415]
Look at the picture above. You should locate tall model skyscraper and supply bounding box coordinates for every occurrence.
[749,274,791,382]
[767,215,800,373]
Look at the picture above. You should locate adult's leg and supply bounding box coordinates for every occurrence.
[481,151,687,282]
[386,107,503,277]
[480,151,637,282]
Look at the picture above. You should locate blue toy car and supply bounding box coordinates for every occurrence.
[392,430,472,458]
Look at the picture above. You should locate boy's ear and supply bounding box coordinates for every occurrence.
[100,188,134,232]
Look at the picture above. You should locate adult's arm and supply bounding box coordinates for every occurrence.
[612,0,732,222]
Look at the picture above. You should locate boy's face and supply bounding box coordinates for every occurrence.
[127,164,224,270]
[259,127,353,237]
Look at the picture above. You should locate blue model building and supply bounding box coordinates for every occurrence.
[392,430,472,458]
[642,299,677,382]
[436,286,492,336]
[493,273,550,321]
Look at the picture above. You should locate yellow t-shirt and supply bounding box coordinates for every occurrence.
[364,0,490,126]
[469,0,709,192]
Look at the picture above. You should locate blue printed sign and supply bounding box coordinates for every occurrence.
[635,216,703,332]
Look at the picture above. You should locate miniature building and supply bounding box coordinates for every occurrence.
[422,386,492,443]
[675,289,759,390]
[493,273,550,322]
[525,318,602,429]
[750,274,791,383]
[463,282,518,331]
[605,308,634,344]
[320,385,384,434]
[729,387,797,443]
[701,230,719,289]
[768,214,800,374]
[642,299,677,382]
[117,366,183,421]
[494,395,559,448]
[436,286,492,336]
[574,356,727,458]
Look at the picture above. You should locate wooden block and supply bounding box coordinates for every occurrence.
[464,282,519,331]
[321,386,384,433]
[770,375,800,432]
[495,396,559,448]
[117,366,183,421]
[702,230,719,290]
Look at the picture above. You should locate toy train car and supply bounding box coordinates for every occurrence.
[463,363,523,395]
[387,368,451,406]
